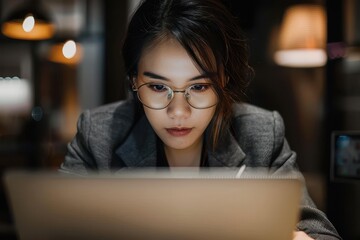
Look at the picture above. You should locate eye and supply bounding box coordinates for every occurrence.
[190,84,210,92]
[148,84,168,92]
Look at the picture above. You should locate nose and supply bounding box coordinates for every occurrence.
[167,92,191,119]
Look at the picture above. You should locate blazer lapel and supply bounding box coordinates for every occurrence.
[208,129,247,167]
[115,115,158,167]
[115,116,246,168]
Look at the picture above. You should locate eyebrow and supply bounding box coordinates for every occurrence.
[142,71,214,81]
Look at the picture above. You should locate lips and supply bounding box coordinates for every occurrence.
[166,128,192,137]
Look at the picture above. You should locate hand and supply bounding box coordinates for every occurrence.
[293,231,314,240]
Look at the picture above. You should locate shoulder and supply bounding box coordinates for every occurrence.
[231,103,285,136]
[232,102,281,119]
[81,99,138,133]
[88,99,136,122]
[65,99,141,170]
[80,99,138,151]
[230,103,286,162]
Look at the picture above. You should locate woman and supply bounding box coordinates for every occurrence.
[60,0,341,239]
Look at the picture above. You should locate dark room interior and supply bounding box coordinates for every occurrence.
[0,0,360,239]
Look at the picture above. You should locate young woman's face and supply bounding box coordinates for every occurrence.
[135,38,217,152]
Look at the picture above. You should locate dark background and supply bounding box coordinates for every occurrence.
[0,0,359,239]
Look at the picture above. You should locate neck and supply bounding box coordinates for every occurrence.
[164,138,203,167]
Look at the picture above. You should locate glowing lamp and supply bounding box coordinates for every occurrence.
[1,0,55,40]
[274,4,327,68]
[48,40,83,65]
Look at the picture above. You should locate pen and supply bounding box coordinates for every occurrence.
[235,164,246,178]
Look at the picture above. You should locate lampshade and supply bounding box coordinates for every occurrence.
[48,40,83,65]
[1,0,55,40]
[274,4,327,67]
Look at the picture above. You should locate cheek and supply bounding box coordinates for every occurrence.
[192,108,217,128]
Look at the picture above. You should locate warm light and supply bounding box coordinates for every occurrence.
[2,20,55,40]
[62,40,77,59]
[274,49,327,68]
[1,1,55,40]
[274,4,327,67]
[22,15,35,32]
[49,40,83,64]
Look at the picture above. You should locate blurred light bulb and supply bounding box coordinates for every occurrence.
[62,40,77,59]
[22,15,35,32]
[0,77,32,113]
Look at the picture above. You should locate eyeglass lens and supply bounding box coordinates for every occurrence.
[136,83,217,109]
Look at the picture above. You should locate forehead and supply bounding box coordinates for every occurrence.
[138,38,203,79]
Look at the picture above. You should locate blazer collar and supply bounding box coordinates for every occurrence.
[115,116,246,168]
[115,115,158,167]
[207,130,246,168]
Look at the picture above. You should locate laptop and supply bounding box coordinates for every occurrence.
[4,169,303,240]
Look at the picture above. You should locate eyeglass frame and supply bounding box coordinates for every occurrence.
[132,82,218,110]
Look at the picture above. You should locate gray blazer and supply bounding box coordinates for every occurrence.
[60,99,341,239]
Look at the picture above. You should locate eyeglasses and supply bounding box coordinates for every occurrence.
[132,82,218,109]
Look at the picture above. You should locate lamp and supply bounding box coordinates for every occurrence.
[48,40,83,65]
[274,4,327,68]
[1,0,55,40]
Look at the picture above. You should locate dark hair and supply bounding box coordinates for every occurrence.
[122,0,253,148]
